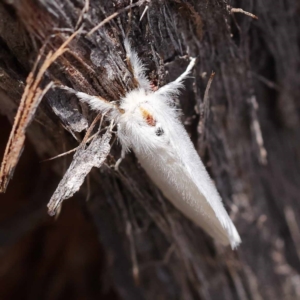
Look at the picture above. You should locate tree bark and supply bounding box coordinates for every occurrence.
[0,0,300,299]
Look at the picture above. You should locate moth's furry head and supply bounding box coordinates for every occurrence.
[115,88,175,153]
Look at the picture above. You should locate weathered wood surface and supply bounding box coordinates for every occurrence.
[0,0,300,299]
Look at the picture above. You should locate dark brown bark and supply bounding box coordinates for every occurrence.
[0,0,300,299]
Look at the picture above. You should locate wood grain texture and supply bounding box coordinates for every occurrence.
[0,0,300,299]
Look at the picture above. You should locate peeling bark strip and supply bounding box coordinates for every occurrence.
[228,6,258,20]
[0,30,79,192]
[47,130,112,216]
[0,79,53,192]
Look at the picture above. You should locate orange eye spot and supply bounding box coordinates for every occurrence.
[140,108,156,126]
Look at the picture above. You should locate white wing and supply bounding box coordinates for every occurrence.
[131,100,241,249]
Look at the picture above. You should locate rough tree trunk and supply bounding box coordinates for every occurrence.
[0,0,300,299]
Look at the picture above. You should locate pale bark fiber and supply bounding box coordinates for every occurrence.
[0,0,300,300]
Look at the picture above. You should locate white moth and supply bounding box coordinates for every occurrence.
[62,40,241,249]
